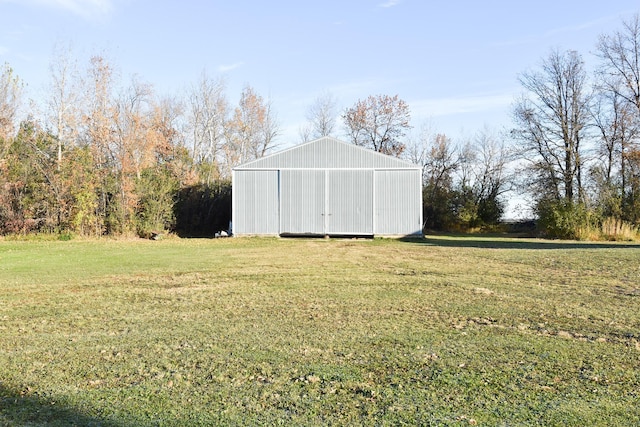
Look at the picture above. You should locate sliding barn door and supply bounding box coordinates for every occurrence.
[279,169,374,236]
[325,170,373,235]
[279,169,325,234]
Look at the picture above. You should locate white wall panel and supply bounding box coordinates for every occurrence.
[374,170,423,235]
[232,170,279,235]
[326,170,373,235]
[280,170,325,234]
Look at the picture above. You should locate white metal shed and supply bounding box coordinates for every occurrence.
[232,137,423,237]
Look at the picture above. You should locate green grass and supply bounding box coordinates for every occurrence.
[1,236,639,426]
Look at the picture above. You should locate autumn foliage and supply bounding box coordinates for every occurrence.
[0,55,274,237]
[343,94,411,157]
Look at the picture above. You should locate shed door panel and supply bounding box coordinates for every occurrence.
[374,170,422,235]
[326,170,373,235]
[233,170,279,235]
[280,169,325,234]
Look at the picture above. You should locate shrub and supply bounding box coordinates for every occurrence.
[135,167,180,238]
[536,199,596,240]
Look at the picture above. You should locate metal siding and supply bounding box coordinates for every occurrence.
[374,170,423,235]
[235,137,418,170]
[326,170,374,235]
[233,138,423,237]
[233,170,279,235]
[280,170,325,234]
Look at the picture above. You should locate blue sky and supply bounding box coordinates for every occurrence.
[1,0,639,146]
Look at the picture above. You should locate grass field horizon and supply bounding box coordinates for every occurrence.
[1,236,639,425]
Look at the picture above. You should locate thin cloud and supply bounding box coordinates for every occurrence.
[410,92,513,118]
[378,0,401,8]
[218,62,244,73]
[0,0,114,20]
[543,15,615,38]
[0,46,8,55]
[494,14,621,48]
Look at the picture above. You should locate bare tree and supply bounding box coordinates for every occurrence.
[596,14,640,113]
[305,91,338,140]
[595,14,640,220]
[425,134,458,193]
[0,63,22,143]
[114,75,156,181]
[512,49,591,203]
[46,44,83,170]
[186,72,228,182]
[591,89,638,189]
[342,94,411,157]
[456,139,477,192]
[422,133,458,229]
[469,127,512,221]
[405,121,435,184]
[260,98,280,157]
[298,122,312,143]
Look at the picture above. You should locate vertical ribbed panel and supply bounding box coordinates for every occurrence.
[374,170,423,235]
[280,169,325,234]
[326,170,374,235]
[232,170,279,235]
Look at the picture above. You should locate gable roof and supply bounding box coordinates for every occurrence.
[234,137,419,170]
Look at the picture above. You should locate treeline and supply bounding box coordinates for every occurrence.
[509,15,640,239]
[403,14,640,239]
[0,53,276,237]
[1,13,640,240]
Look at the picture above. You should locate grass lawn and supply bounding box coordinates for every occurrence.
[0,236,639,426]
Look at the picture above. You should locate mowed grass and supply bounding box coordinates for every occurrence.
[0,236,639,426]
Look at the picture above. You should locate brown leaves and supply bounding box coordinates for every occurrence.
[343,94,411,157]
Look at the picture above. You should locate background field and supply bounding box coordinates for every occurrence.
[1,236,639,426]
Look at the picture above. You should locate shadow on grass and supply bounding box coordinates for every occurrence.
[400,235,640,250]
[0,384,133,427]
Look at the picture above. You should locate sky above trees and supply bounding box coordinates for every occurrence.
[1,0,639,145]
